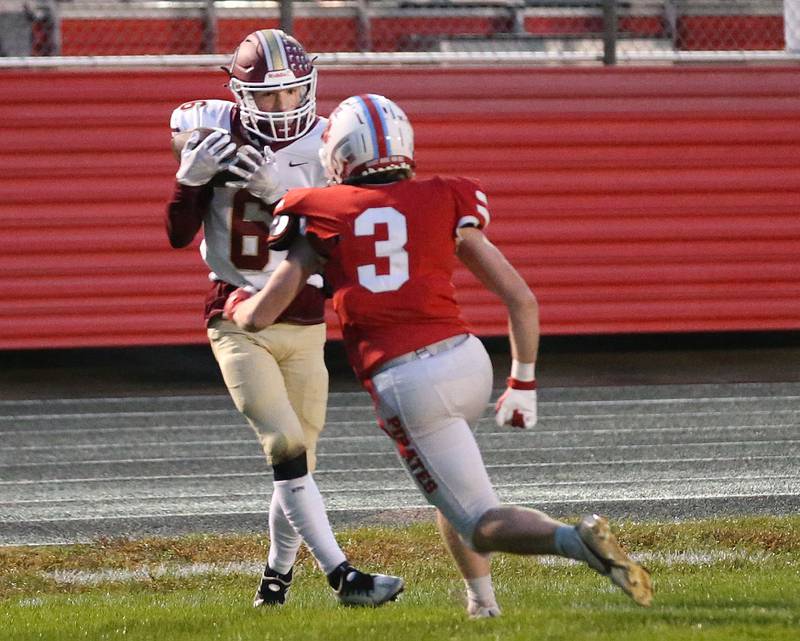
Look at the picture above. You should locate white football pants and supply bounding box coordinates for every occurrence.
[367,334,500,546]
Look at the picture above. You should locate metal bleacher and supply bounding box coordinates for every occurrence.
[0,0,792,61]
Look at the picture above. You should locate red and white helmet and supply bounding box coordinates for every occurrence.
[225,29,317,142]
[319,94,415,184]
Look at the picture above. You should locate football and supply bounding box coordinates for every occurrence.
[171,127,250,186]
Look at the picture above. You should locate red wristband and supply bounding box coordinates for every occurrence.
[507,377,537,391]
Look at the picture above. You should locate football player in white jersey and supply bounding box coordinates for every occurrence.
[164,29,403,608]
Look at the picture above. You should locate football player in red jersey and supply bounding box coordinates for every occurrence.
[226,94,653,616]
[165,32,403,608]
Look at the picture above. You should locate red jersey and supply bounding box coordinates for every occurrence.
[273,176,491,379]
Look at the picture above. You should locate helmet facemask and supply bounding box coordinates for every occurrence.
[230,70,317,143]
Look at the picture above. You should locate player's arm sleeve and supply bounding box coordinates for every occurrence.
[268,213,301,251]
[165,103,216,248]
[449,176,491,235]
[269,213,338,258]
[269,194,339,257]
[164,181,213,248]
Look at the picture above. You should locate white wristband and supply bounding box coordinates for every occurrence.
[511,360,535,382]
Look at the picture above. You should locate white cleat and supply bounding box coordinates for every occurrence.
[332,564,404,606]
[577,513,653,607]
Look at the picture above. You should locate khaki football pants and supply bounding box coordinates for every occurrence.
[208,318,328,470]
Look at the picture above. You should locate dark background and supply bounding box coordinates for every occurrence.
[2,331,799,400]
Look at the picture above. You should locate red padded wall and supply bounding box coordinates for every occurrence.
[0,66,798,349]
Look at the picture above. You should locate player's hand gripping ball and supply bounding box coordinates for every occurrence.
[224,145,287,204]
[172,127,249,187]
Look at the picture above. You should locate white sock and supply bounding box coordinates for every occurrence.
[267,491,302,575]
[272,474,347,575]
[465,574,498,608]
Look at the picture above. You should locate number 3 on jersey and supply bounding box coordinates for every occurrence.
[355,207,409,293]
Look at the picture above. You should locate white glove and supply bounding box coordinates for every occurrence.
[175,130,237,186]
[495,378,538,429]
[225,145,288,203]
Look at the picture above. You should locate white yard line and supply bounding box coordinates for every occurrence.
[36,548,774,587]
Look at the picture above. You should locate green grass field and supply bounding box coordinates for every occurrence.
[2,516,799,641]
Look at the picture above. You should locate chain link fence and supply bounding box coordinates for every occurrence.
[0,0,799,64]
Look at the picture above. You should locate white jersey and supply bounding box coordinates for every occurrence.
[170,99,327,291]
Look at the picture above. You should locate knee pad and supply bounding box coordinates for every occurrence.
[272,451,309,481]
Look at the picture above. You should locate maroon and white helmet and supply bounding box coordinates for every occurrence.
[225,29,317,142]
[320,94,415,184]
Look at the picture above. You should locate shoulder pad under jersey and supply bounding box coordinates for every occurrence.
[170,99,236,134]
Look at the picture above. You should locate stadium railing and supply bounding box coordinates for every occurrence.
[0,0,799,67]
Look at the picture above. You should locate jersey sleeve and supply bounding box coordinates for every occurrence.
[166,101,230,246]
[446,176,491,233]
[271,189,341,258]
[270,188,341,257]
[170,100,234,135]
[267,213,301,251]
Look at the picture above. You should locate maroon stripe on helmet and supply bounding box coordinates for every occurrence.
[358,94,387,159]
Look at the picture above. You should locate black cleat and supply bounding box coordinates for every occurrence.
[327,562,404,606]
[253,566,293,607]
